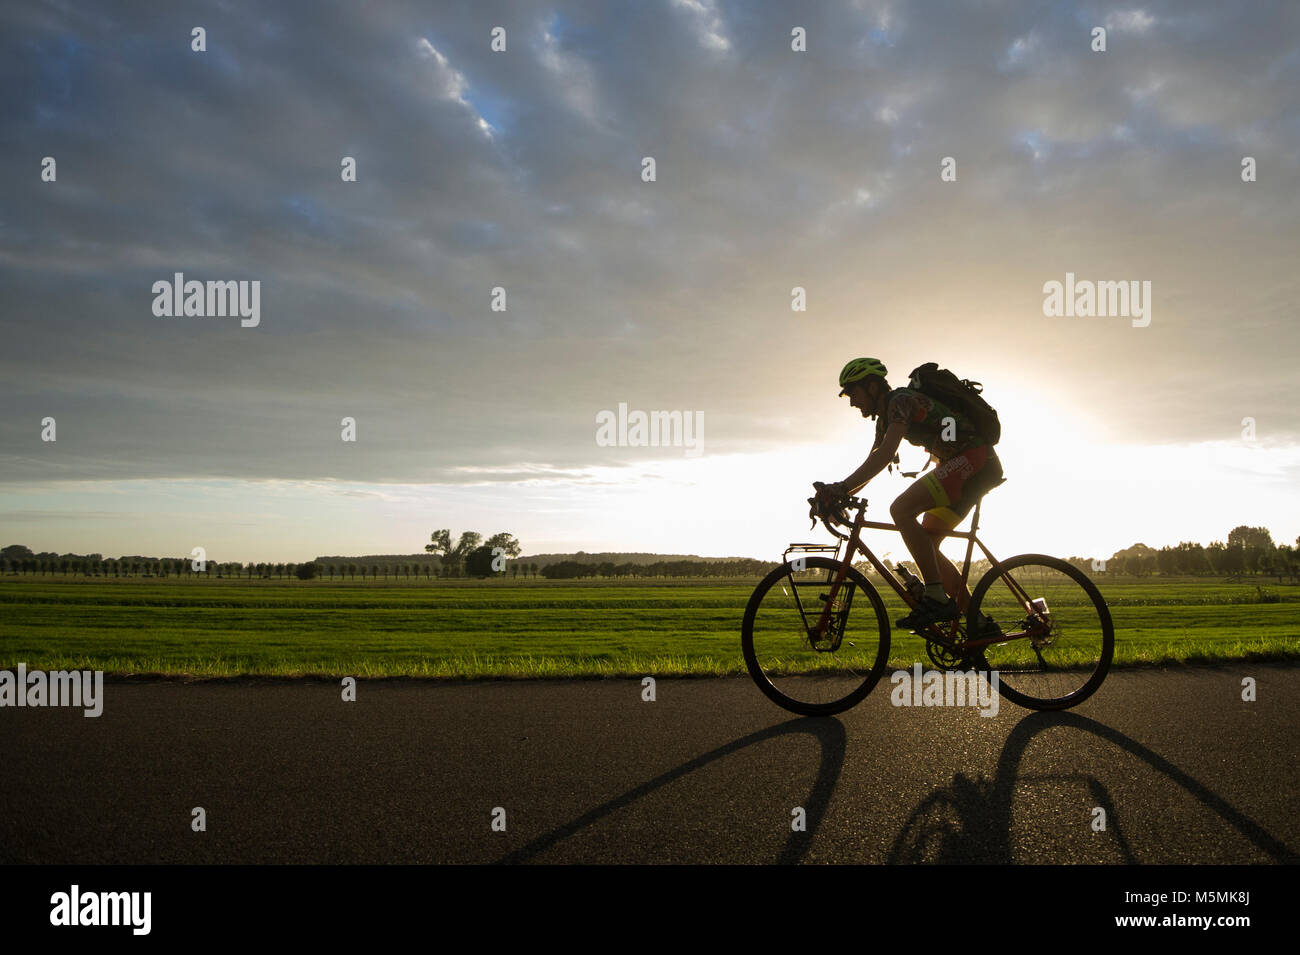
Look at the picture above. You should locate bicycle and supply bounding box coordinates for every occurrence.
[741,481,1114,716]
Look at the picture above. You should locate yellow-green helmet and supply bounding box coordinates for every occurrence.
[838,357,888,396]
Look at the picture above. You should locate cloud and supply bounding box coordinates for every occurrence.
[535,12,601,123]
[671,0,732,52]
[1105,10,1157,34]
[415,36,494,135]
[0,0,1296,500]
[999,31,1042,71]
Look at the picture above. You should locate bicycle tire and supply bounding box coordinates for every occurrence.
[967,553,1113,710]
[741,556,890,716]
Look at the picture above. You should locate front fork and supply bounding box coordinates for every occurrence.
[809,516,866,646]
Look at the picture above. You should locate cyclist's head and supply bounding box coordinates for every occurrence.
[838,357,888,398]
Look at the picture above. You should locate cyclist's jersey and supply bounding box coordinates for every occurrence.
[874,387,986,459]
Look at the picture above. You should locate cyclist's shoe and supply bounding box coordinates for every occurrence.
[895,595,959,630]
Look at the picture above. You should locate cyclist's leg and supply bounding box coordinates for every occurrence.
[921,513,971,611]
[922,446,1003,611]
[889,480,948,588]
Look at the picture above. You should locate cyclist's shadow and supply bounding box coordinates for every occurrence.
[888,710,1299,863]
[494,710,1296,864]
[495,717,847,865]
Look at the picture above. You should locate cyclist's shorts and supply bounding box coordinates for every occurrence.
[919,445,1003,530]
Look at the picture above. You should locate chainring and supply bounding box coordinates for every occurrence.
[925,638,967,669]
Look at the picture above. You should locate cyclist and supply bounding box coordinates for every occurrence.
[818,357,1004,631]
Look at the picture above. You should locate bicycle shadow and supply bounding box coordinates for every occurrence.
[495,717,847,865]
[887,710,1299,863]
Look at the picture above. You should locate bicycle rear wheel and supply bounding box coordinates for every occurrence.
[967,554,1113,710]
[741,556,890,716]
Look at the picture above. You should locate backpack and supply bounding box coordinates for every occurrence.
[906,363,1001,445]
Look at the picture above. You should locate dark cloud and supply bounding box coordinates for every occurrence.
[1,0,1297,486]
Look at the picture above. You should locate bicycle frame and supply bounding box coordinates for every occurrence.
[801,495,1041,651]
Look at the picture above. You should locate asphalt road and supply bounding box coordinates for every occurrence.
[2,664,1297,864]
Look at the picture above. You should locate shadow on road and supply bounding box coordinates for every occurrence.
[888,710,1299,863]
[495,709,1295,864]
[496,717,847,864]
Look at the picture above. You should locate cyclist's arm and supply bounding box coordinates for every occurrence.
[839,420,907,493]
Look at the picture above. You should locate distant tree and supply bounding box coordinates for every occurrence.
[425,529,488,578]
[1221,544,1246,576]
[541,560,583,580]
[1257,550,1276,580]
[1281,545,1300,584]
[465,545,504,578]
[485,533,522,561]
[1173,542,1208,575]
[295,562,318,580]
[1,544,34,562]
[1228,526,1273,575]
[1228,525,1274,551]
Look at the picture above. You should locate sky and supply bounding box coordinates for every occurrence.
[1,0,1298,565]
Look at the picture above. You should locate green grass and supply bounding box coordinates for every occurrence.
[0,574,1297,678]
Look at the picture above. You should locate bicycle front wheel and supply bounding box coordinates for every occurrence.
[967,554,1113,710]
[741,556,890,716]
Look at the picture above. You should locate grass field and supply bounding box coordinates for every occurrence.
[1,573,1297,678]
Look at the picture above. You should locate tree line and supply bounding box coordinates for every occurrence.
[540,557,782,579]
[3,525,1297,583]
[0,546,502,581]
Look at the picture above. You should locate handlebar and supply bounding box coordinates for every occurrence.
[808,481,867,540]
